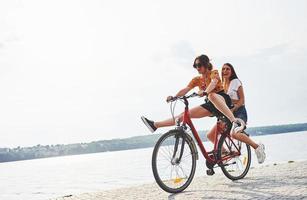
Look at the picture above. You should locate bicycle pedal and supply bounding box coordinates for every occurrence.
[206,169,215,176]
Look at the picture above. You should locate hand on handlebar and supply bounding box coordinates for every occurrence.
[197,90,208,97]
[166,92,200,103]
[166,96,174,103]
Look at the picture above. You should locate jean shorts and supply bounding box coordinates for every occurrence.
[233,105,248,123]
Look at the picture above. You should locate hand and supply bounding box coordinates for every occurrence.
[197,90,207,97]
[166,96,174,103]
[197,90,204,97]
[231,107,235,112]
[231,105,238,112]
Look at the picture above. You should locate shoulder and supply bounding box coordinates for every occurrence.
[230,78,242,86]
[188,76,201,87]
[190,76,201,81]
[229,78,242,90]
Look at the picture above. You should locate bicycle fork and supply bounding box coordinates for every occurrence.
[171,134,186,165]
[171,128,199,165]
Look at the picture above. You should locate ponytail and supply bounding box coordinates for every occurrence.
[193,54,212,70]
[207,62,213,70]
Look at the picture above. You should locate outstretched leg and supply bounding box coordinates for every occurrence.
[231,132,258,149]
[231,131,266,164]
[141,106,212,133]
[155,106,212,128]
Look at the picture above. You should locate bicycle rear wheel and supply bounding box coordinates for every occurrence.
[217,133,251,180]
[152,130,197,193]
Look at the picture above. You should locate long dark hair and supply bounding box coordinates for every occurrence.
[222,63,238,82]
[193,54,213,70]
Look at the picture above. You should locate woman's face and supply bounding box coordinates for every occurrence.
[222,64,232,79]
[194,59,207,74]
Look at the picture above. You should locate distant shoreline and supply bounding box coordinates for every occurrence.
[1,122,307,163]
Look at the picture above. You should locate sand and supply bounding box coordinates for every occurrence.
[53,160,307,200]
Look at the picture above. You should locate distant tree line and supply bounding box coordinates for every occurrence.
[0,123,306,163]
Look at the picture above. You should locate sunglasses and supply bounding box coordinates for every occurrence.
[193,63,203,68]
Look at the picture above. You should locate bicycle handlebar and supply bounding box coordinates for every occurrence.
[168,92,200,102]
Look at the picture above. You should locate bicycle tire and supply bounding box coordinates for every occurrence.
[217,133,251,180]
[152,129,197,193]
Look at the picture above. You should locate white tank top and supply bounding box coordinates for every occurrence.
[226,79,242,100]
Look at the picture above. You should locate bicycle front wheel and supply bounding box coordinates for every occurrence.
[217,133,251,180]
[152,130,197,193]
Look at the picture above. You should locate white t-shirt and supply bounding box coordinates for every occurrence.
[226,78,242,100]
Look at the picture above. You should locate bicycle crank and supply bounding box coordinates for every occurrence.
[206,169,215,176]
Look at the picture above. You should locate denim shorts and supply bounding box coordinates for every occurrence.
[233,105,248,123]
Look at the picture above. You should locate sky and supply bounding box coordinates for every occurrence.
[0,0,307,148]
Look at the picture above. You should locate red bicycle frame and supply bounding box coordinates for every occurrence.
[181,97,240,164]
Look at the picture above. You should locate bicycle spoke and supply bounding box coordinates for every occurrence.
[158,149,171,161]
[219,135,251,180]
[177,165,189,179]
[236,157,244,172]
[153,131,196,193]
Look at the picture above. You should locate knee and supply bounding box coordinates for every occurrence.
[207,93,217,101]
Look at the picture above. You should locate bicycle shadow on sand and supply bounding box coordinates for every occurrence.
[167,175,307,200]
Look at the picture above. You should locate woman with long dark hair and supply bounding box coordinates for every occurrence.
[141,55,243,139]
[206,63,266,164]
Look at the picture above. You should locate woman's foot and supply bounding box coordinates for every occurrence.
[255,143,266,164]
[141,116,157,133]
[230,119,244,134]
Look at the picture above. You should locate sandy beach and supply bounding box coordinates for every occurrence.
[53,160,307,200]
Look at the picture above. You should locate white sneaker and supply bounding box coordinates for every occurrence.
[255,143,266,164]
[230,119,244,134]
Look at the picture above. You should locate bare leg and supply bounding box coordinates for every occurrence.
[207,124,229,153]
[206,124,217,143]
[231,132,258,149]
[154,106,212,128]
[207,93,236,122]
[207,123,258,148]
[207,94,260,149]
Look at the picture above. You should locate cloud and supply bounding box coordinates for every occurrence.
[0,34,20,49]
[214,43,307,70]
[169,40,196,66]
[255,43,289,57]
[5,34,20,43]
[151,40,196,68]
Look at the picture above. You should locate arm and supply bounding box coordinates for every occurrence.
[175,87,192,97]
[167,76,196,101]
[167,86,192,102]
[204,70,220,94]
[233,86,245,110]
[204,79,218,94]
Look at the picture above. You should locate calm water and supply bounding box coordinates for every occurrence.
[1,131,307,200]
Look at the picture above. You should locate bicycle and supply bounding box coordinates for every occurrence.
[152,92,251,193]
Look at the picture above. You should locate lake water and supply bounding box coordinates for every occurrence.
[1,131,307,200]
